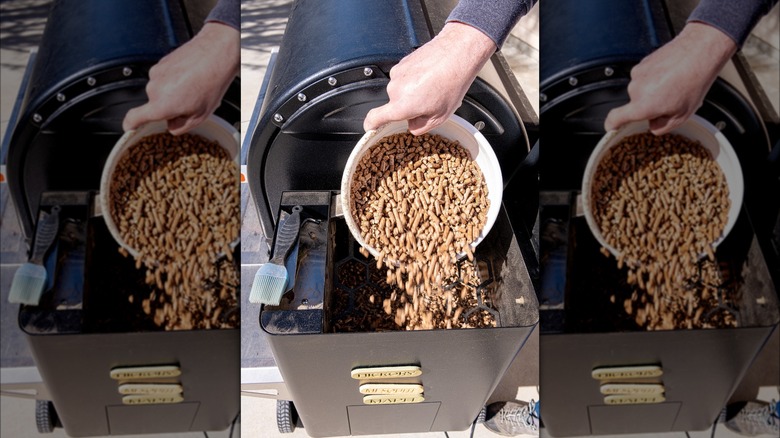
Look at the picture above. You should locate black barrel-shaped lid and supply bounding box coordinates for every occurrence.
[540,0,672,89]
[261,0,431,119]
[6,0,239,238]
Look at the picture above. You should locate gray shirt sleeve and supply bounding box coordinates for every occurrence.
[688,0,778,46]
[446,0,537,48]
[205,0,240,30]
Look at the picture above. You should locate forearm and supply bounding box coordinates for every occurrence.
[688,0,778,47]
[435,22,497,82]
[603,21,738,135]
[446,0,536,48]
[205,0,240,30]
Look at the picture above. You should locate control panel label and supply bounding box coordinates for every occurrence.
[122,394,184,405]
[110,365,181,380]
[604,394,666,405]
[600,383,664,395]
[351,366,422,380]
[363,394,425,405]
[591,365,662,380]
[118,383,183,395]
[359,383,424,395]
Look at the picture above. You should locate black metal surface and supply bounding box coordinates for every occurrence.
[246,0,531,239]
[538,187,779,437]
[17,192,240,436]
[5,1,242,435]
[538,0,780,435]
[541,326,777,436]
[539,0,672,89]
[260,192,538,437]
[6,0,240,240]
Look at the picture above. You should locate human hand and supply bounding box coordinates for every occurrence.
[363,22,496,136]
[123,22,239,135]
[604,22,736,135]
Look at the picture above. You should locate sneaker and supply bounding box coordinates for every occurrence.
[724,399,779,436]
[483,400,540,436]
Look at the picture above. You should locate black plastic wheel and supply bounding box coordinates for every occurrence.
[35,400,58,433]
[277,400,299,433]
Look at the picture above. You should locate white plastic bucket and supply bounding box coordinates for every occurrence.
[99,116,240,258]
[341,115,503,261]
[582,115,744,258]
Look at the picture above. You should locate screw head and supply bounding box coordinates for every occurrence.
[87,77,96,86]
[540,93,547,102]
[273,113,284,123]
[474,121,486,131]
[301,299,309,305]
[297,93,307,102]
[56,93,66,102]
[363,67,373,77]
[32,113,43,123]
[327,77,337,86]
[122,67,133,76]
[568,76,578,86]
[604,67,614,77]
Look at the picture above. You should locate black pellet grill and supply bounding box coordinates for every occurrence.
[3,0,240,435]
[245,0,540,436]
[538,0,780,436]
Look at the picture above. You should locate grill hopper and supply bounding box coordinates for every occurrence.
[260,192,538,436]
[6,1,241,435]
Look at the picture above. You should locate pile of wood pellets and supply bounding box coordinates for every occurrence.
[590,132,735,330]
[348,131,493,330]
[331,258,496,332]
[109,132,240,330]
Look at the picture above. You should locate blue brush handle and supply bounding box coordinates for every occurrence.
[30,205,60,265]
[270,205,302,264]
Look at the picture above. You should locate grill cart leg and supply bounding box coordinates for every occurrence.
[35,400,60,433]
[476,405,487,423]
[277,400,299,433]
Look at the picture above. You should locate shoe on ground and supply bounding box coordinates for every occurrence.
[483,400,539,436]
[723,399,779,436]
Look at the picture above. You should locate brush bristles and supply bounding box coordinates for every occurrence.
[249,264,289,305]
[8,264,47,305]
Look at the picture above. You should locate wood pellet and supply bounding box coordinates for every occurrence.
[349,131,491,330]
[331,259,496,332]
[109,132,240,330]
[591,132,734,330]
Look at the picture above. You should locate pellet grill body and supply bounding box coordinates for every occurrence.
[4,1,240,435]
[260,192,538,437]
[539,1,780,436]
[246,1,539,436]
